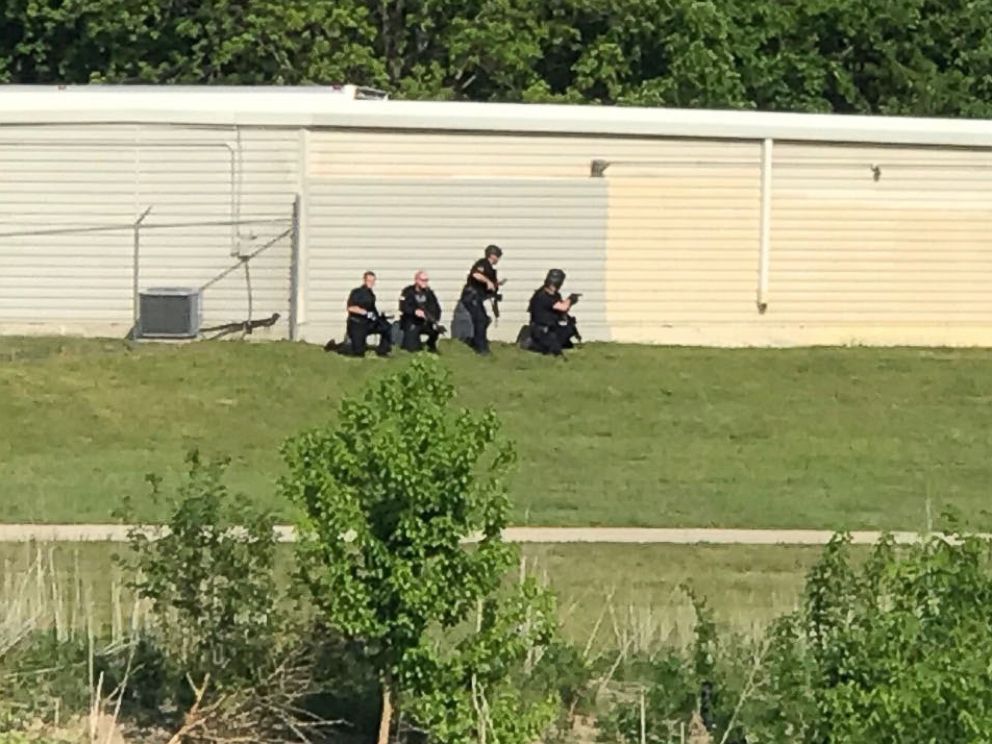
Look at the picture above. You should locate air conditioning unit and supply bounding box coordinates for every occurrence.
[138,288,202,339]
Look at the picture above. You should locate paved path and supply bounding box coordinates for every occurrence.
[0,524,941,545]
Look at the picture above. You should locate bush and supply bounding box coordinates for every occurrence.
[748,532,992,743]
[116,452,368,741]
[0,631,140,734]
[608,531,992,744]
[599,589,749,743]
[119,451,283,691]
[401,578,567,744]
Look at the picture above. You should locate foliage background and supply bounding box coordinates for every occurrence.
[2,0,991,117]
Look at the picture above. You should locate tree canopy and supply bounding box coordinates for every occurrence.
[2,0,991,117]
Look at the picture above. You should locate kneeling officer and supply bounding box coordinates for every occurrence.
[399,271,444,353]
[327,270,392,357]
[527,269,581,356]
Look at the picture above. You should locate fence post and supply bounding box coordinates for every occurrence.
[289,195,301,342]
[131,206,153,337]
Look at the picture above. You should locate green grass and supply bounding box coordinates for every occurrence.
[523,543,822,649]
[0,541,824,649]
[1,336,991,528]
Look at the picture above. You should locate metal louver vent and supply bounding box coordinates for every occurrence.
[138,288,201,339]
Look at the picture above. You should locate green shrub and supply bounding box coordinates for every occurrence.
[0,631,133,732]
[599,589,749,743]
[116,452,379,739]
[608,531,992,743]
[747,532,992,743]
[119,451,283,691]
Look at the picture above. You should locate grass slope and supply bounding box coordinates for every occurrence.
[1,336,990,528]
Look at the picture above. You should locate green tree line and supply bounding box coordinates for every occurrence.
[2,0,992,116]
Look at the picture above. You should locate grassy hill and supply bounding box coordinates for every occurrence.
[1,336,990,529]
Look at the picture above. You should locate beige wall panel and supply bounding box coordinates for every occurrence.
[307,130,766,345]
[5,121,992,347]
[604,162,762,344]
[769,144,992,337]
[773,142,992,166]
[0,126,139,331]
[308,131,758,179]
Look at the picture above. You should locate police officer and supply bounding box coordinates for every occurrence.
[527,269,581,356]
[327,270,392,357]
[399,270,443,353]
[460,244,502,355]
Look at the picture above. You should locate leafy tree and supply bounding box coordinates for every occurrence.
[403,578,565,744]
[135,0,383,86]
[283,356,564,743]
[0,0,383,85]
[4,0,992,117]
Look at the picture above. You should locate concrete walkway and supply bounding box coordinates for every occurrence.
[0,524,940,545]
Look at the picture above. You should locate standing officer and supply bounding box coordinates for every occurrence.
[527,269,581,356]
[459,244,502,355]
[398,270,444,353]
[325,270,392,357]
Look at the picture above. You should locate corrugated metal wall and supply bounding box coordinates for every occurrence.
[767,144,992,344]
[0,126,136,332]
[301,132,760,345]
[301,177,607,344]
[4,121,992,347]
[0,125,297,336]
[602,150,762,344]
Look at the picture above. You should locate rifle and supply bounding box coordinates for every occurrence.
[564,293,583,343]
[324,311,393,353]
[565,315,583,343]
[422,310,448,336]
[400,288,447,335]
[486,279,508,322]
[363,311,394,336]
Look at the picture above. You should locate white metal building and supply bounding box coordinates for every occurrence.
[2,86,992,346]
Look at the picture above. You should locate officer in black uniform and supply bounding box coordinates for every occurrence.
[399,270,443,353]
[527,269,581,356]
[459,244,502,355]
[329,270,392,357]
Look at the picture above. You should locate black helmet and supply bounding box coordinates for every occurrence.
[545,269,566,288]
[485,244,503,258]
